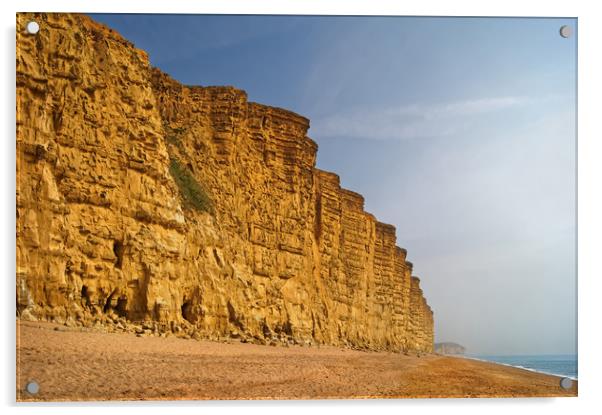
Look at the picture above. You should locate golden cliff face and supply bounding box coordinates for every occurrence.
[16,13,434,353]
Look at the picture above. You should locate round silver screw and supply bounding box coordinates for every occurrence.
[25,21,40,35]
[25,380,39,394]
[560,377,573,389]
[559,25,572,38]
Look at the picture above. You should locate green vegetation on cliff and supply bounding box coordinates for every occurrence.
[169,157,213,214]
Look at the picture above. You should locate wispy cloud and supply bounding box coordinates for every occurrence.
[311,96,531,140]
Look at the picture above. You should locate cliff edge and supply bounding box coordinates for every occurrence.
[16,13,434,352]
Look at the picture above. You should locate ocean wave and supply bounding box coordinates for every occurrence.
[458,355,578,380]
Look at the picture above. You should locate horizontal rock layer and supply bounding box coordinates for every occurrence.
[16,13,434,352]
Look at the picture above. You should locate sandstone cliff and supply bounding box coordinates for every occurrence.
[16,13,434,352]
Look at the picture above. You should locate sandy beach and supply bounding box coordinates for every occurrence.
[16,320,577,401]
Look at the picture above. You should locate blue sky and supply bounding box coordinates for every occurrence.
[92,14,577,355]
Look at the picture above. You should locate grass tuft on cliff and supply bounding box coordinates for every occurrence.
[169,157,213,214]
[166,133,187,156]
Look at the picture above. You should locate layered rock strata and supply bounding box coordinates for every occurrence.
[16,13,434,352]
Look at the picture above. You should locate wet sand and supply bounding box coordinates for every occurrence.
[16,320,577,401]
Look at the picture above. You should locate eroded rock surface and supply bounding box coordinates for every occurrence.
[16,13,434,352]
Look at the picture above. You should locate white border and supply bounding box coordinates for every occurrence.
[2,1,601,415]
[5,0,586,16]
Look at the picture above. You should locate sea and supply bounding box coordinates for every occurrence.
[466,354,578,380]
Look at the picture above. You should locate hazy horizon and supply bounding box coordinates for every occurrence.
[91,14,577,356]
